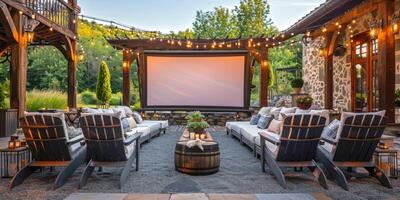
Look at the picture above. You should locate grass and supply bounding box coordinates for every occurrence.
[26,90,68,111]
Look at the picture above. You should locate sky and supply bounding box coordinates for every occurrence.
[79,0,325,33]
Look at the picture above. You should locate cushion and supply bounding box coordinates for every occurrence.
[226,121,249,130]
[239,124,264,144]
[81,108,102,114]
[295,109,310,114]
[270,107,282,119]
[258,107,272,116]
[278,107,297,120]
[322,119,340,139]
[137,120,162,133]
[267,119,282,134]
[126,116,137,129]
[309,110,330,125]
[257,115,273,129]
[116,106,134,116]
[113,107,127,118]
[132,111,143,124]
[102,108,114,114]
[121,118,131,132]
[336,110,386,140]
[67,126,83,139]
[250,114,261,125]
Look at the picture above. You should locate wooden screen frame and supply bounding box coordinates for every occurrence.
[141,50,251,111]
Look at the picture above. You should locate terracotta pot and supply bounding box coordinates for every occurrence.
[292,87,302,94]
[298,103,312,110]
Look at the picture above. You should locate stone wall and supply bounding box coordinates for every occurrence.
[302,36,326,107]
[140,111,252,126]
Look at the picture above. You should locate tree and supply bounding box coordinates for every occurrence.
[96,61,112,104]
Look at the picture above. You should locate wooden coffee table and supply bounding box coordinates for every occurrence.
[174,129,220,175]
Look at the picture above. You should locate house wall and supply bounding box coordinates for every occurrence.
[302,0,400,120]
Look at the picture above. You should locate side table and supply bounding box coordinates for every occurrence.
[0,147,31,178]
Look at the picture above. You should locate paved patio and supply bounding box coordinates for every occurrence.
[0,126,399,200]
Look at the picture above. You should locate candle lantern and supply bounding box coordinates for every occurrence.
[8,141,15,149]
[374,148,398,178]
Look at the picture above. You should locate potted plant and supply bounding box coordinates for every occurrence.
[186,111,209,139]
[296,95,313,110]
[0,81,18,137]
[291,78,304,94]
[96,61,112,108]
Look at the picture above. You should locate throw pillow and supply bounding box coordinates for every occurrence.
[81,108,102,114]
[258,107,272,116]
[132,111,143,124]
[112,107,127,118]
[295,109,310,114]
[121,118,131,133]
[126,116,137,129]
[278,107,297,120]
[250,114,261,125]
[67,126,83,139]
[267,119,282,134]
[102,108,114,114]
[257,115,273,129]
[322,119,340,139]
[116,106,134,116]
[270,107,282,120]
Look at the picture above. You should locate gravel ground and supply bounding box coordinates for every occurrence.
[0,126,399,200]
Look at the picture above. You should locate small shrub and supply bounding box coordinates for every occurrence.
[26,90,67,111]
[291,78,304,88]
[79,90,97,105]
[96,61,112,104]
[132,101,141,110]
[395,89,400,107]
[0,83,6,109]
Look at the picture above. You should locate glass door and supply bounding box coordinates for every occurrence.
[351,33,379,112]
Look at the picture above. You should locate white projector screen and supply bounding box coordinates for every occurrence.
[144,53,248,109]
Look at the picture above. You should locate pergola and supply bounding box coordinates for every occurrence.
[0,0,79,116]
[107,36,300,109]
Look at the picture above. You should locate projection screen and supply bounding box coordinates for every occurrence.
[143,51,249,110]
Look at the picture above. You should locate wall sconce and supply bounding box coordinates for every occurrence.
[369,11,383,39]
[392,11,400,34]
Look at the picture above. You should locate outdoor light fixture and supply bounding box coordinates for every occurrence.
[392,11,400,34]
[369,11,383,39]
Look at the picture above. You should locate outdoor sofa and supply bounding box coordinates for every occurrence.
[226,107,329,157]
[82,106,168,145]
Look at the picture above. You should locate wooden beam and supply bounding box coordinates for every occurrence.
[0,1,18,43]
[259,48,269,107]
[10,12,27,117]
[0,42,10,57]
[324,32,336,109]
[122,50,134,106]
[377,0,395,122]
[67,39,77,109]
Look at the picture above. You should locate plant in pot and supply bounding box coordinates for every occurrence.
[186,111,209,139]
[296,95,313,110]
[395,89,400,107]
[291,78,304,94]
[0,81,18,137]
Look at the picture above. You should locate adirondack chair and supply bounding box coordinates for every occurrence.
[78,113,141,189]
[10,113,86,190]
[259,114,328,189]
[317,112,392,190]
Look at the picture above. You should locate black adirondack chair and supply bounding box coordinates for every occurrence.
[78,114,141,189]
[317,113,392,190]
[10,113,86,190]
[260,114,328,189]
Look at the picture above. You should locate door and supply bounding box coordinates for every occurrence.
[351,33,379,112]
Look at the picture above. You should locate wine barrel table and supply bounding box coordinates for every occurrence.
[175,130,220,175]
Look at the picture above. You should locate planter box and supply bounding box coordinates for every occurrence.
[0,109,18,137]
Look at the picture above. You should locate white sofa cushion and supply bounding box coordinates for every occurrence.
[278,107,297,120]
[240,124,265,144]
[226,121,249,130]
[137,120,169,132]
[256,131,279,157]
[229,122,249,133]
[126,126,151,138]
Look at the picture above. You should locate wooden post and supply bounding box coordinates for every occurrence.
[324,32,335,109]
[259,48,269,107]
[377,0,395,122]
[10,12,27,117]
[67,40,77,109]
[122,50,134,106]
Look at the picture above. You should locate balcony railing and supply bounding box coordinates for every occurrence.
[23,0,77,31]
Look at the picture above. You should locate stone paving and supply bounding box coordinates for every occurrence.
[65,192,330,200]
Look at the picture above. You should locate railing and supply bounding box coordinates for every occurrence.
[23,0,77,31]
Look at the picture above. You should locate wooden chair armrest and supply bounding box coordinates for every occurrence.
[259,132,280,145]
[67,134,84,145]
[124,132,142,146]
[320,135,337,145]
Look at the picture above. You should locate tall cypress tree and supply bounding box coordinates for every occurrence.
[96,61,112,105]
